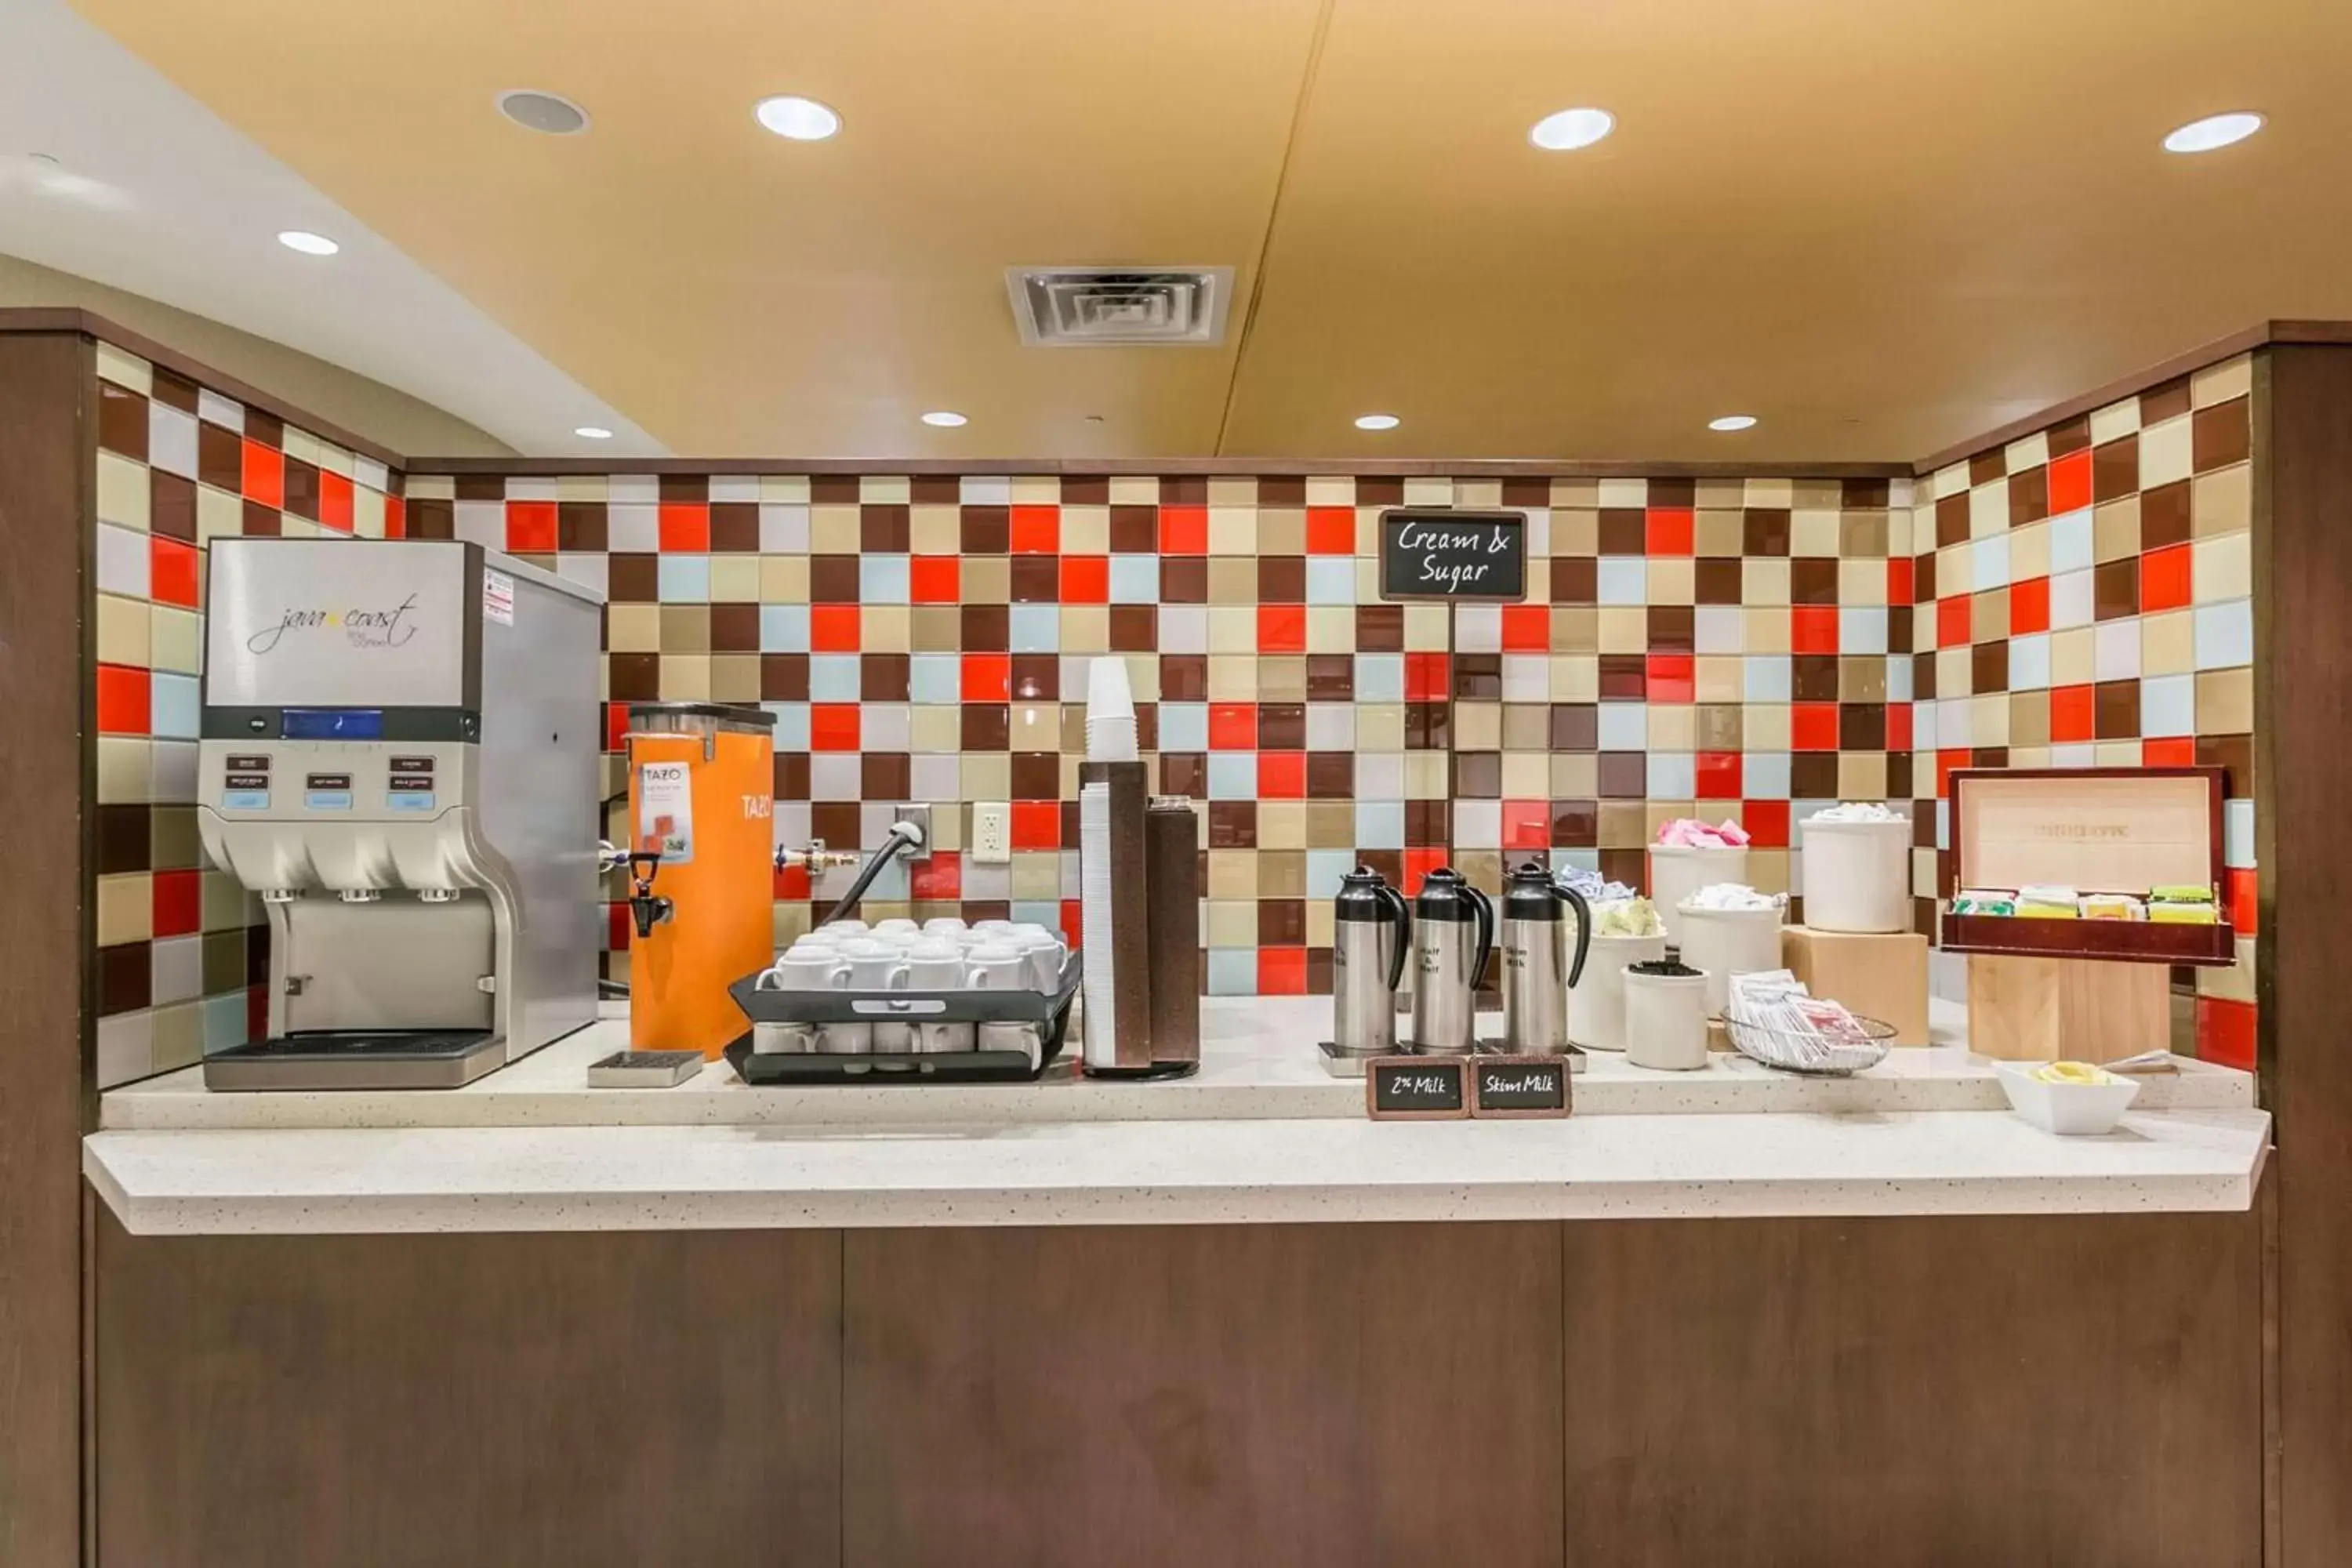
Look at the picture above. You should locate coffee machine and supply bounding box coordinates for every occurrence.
[194,539,603,1088]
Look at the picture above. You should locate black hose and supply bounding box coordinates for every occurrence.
[818,824,922,927]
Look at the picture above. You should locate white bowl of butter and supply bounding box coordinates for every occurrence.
[1996,1060,2141,1135]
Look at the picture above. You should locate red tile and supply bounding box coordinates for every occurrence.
[1306,506,1356,555]
[1403,848,1447,895]
[241,440,283,507]
[2047,448,2092,514]
[1501,604,1550,652]
[1791,606,1839,655]
[1158,505,1207,555]
[1258,750,1306,798]
[910,848,964,902]
[96,663,150,735]
[1208,702,1257,750]
[810,605,861,652]
[1060,554,1109,604]
[961,652,1011,702]
[1742,800,1790,848]
[2227,866,2258,933]
[608,901,635,950]
[1258,947,1308,996]
[2009,575,2050,635]
[810,703,861,752]
[1791,702,1839,751]
[1887,557,1914,606]
[658,502,709,552]
[1697,752,1743,799]
[910,555,960,604]
[2143,737,2197,766]
[605,702,630,751]
[1060,898,1085,949]
[383,495,405,539]
[1258,604,1306,653]
[1646,653,1694,703]
[318,470,354,532]
[1009,505,1060,554]
[505,499,557,554]
[151,868,201,938]
[2196,996,2256,1071]
[246,985,269,1042]
[2049,684,2096,742]
[1937,593,1973,648]
[1011,800,1061,850]
[150,537,199,608]
[1405,652,1450,702]
[1887,702,1913,752]
[1501,799,1552,851]
[1936,750,1971,799]
[2141,543,2193,612]
[1645,506,1694,556]
[773,862,811,900]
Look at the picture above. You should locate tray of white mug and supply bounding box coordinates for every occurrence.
[723,952,1080,1085]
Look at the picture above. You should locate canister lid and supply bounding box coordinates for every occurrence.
[626,702,775,733]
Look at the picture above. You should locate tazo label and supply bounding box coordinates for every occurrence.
[636,761,694,863]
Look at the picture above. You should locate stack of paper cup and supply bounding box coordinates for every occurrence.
[1083,655,1139,762]
[1080,780,1117,1067]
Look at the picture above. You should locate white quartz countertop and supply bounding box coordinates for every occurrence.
[84,1105,2271,1236]
[99,997,2256,1131]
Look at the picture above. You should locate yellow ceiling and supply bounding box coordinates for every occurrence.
[69,0,2352,462]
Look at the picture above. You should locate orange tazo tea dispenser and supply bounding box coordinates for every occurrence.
[624,703,775,1058]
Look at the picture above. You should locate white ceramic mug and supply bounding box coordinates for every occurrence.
[822,919,872,941]
[922,917,970,939]
[971,919,1016,938]
[905,941,971,992]
[873,917,923,942]
[838,938,911,992]
[755,949,850,992]
[752,1022,815,1055]
[1004,924,1069,993]
[915,1021,977,1053]
[977,1020,1043,1068]
[964,942,1033,992]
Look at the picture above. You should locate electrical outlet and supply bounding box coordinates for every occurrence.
[890,804,932,862]
[971,802,1012,865]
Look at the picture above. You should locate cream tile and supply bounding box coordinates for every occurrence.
[1744,477,1795,507]
[1405,751,1448,798]
[1208,508,1257,555]
[197,484,241,544]
[809,505,860,554]
[2003,431,2049,471]
[405,474,454,500]
[2089,397,2141,444]
[1837,557,1886,607]
[657,655,711,701]
[760,556,810,603]
[1742,607,1790,654]
[97,452,151,531]
[1257,655,1306,702]
[96,341,153,392]
[1971,693,2010,746]
[862,606,911,653]
[2194,531,2251,604]
[708,557,761,603]
[1008,476,1060,506]
[1403,604,1450,650]
[2141,610,2194,676]
[2140,414,2193,488]
[279,516,321,539]
[1455,479,1502,509]
[1967,482,2005,539]
[1647,706,1696,751]
[1646,557,1694,604]
[1305,607,1354,653]
[1258,803,1308,851]
[1936,647,1973,698]
[1207,655,1258,700]
[151,607,201,674]
[1401,477,1453,506]
[1357,704,1405,750]
[2049,626,2096,685]
[2092,499,2140,564]
[760,475,811,503]
[97,737,151,804]
[1010,851,1062,901]
[910,505,960,554]
[352,485,387,539]
[1597,608,1647,653]
[1207,605,1254,653]
[961,752,1010,800]
[1742,557,1790,605]
[2008,520,2051,583]
[1455,702,1501,750]
[1060,506,1109,554]
[1791,510,1841,557]
[1552,752,1597,797]
[281,427,323,471]
[1695,656,1742,703]
[2191,354,2253,408]
[1930,463,1969,500]
[1598,478,1648,508]
[1501,753,1549,797]
[856,475,910,504]
[1205,898,1257,944]
[97,593,151,666]
[2193,464,2251,538]
[1743,704,1791,750]
[1550,655,1599,702]
[2092,741,2142,767]
[910,706,959,753]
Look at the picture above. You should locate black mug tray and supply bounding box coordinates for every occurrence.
[723,952,1080,1085]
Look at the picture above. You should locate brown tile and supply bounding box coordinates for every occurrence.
[1841,478,1890,509]
[1305,655,1354,701]
[1452,752,1503,798]
[236,498,280,537]
[1646,604,1695,653]
[1598,509,1646,555]
[1405,702,1450,750]
[1790,752,1841,799]
[960,506,1010,553]
[1912,651,1937,702]
[2192,397,2250,473]
[1599,655,1646,701]
[281,458,319,521]
[1650,478,1695,507]
[1159,753,1207,797]
[960,604,1009,651]
[2092,435,2140,503]
[1552,799,1599,848]
[1599,848,1645,890]
[1010,655,1059,701]
[559,501,609,552]
[2140,376,2193,426]
[1258,702,1307,750]
[97,383,147,459]
[1501,477,1550,506]
[860,652,910,701]
[151,471,195,542]
[1109,505,1156,554]
[2093,557,2140,621]
[761,654,809,700]
[2006,464,2048,527]
[1693,558,1743,605]
[1968,450,2005,486]
[810,801,862,847]
[1405,800,1450,847]
[403,498,451,541]
[1307,753,1354,798]
[1009,555,1059,604]
[809,555,860,603]
[1792,655,1841,703]
[608,653,659,701]
[1790,558,1839,606]
[1838,511,1889,557]
[709,603,761,653]
[862,753,912,800]
[1132,704,1160,753]
[1888,606,1912,655]
[196,419,242,491]
[2140,481,2193,550]
[1971,641,2009,695]
[601,553,653,604]
[1550,704,1598,750]
[1913,552,1937,605]
[1356,604,1404,651]
[1886,752,1913,799]
[1062,476,1109,504]
[1011,751,1060,800]
[1160,557,1208,604]
[859,504,910,553]
[911,475,960,504]
[1357,477,1403,506]
[1109,604,1157,652]
[1258,555,1306,603]
[773,753,810,801]
[150,367,199,415]
[1597,753,1646,798]
[1839,702,1886,750]
[1550,557,1598,605]
[1454,654,1503,700]
[1929,492,1965,548]
[97,803,151,875]
[1160,655,1208,702]
[1742,509,1791,556]
[2047,413,2093,458]
[98,942,150,1017]
[1258,898,1307,946]
[2094,678,2141,739]
[659,474,710,503]
[2197,732,2254,797]
[961,704,1011,750]
[1259,476,1305,505]
[1207,801,1258,848]
[710,503,759,553]
[452,472,499,501]
[201,931,245,996]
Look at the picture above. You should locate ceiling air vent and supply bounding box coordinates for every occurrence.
[1007,267,1235,347]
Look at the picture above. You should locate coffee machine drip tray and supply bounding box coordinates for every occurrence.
[202,1029,503,1091]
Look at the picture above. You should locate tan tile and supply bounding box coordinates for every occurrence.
[1936,646,1973,699]
[1207,477,1258,507]
[710,655,762,702]
[2192,354,2253,408]
[1304,477,1353,506]
[1060,505,1109,554]
[1743,703,1791,750]
[607,604,662,653]
[1647,705,1696,750]
[960,555,1009,604]
[1207,655,1258,701]
[2141,609,2194,676]
[1353,558,1380,600]
[1695,657,1742,704]
[1697,704,1742,750]
[1060,606,1109,654]
[1305,900,1336,947]
[1258,508,1305,556]
[709,557,761,603]
[657,655,711,701]
[657,605,710,652]
[2198,667,2254,734]
[1695,478,1744,509]
[1597,608,1648,653]
[961,752,1010,800]
[1455,702,1501,750]
[862,606,910,653]
[910,505,960,554]
[928,808,964,852]
[97,593,151,666]
[1204,898,1256,946]
[2009,691,2051,747]
[1306,607,1354,653]
[201,870,255,932]
[1522,558,1550,601]
[2007,746,2051,771]
[910,706,959,752]
[1258,804,1307,852]
[1742,558,1790,605]
[1838,511,1889,557]
[2194,463,2251,539]
[1258,656,1307,702]
[2008,520,2051,583]
[1837,557,1886,607]
[1791,481,1843,511]
[151,607,201,674]
[2193,530,2251,602]
[1838,753,1887,799]
[1405,752,1447,798]
[1550,608,1598,655]
[2092,498,2139,564]
[2049,627,2096,685]
[1200,558,1251,607]
[1207,851,1258,900]
[760,476,811,504]
[1011,852,1062,901]
[2093,740,2143,767]
[1008,476,1061,506]
[1305,802,1355,848]
[1207,605,1254,653]
[1501,752,1548,797]
[1694,510,1743,558]
[97,453,151,531]
[1791,510,1841,557]
[1552,509,1598,557]
[1938,539,1973,589]
[1261,848,1308,895]
[909,606,960,651]
[1552,751,1597,797]
[760,555,809,603]
[1840,656,1886,702]
[1358,705,1405,749]
[1502,702,1549,751]
[809,505,860,554]
[1598,801,1650,848]
[1646,557,1694,604]
[1742,607,1791,654]
[1748,850,1791,897]
[1970,693,2009,746]
[1550,654,1599,702]
[1011,702,1058,750]
[97,873,152,946]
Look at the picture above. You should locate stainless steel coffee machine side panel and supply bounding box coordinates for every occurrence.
[474,552,603,1058]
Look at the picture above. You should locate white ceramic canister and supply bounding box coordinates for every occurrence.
[1674,902,1784,1017]
[1566,933,1670,1051]
[1624,967,1711,1071]
[1796,815,1913,933]
[1647,845,1749,943]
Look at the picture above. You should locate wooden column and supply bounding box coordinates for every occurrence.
[0,329,95,1568]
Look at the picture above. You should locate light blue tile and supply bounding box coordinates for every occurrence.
[2049,507,2094,574]
[2047,742,2098,768]
[2225,799,2255,869]
[1840,607,1888,655]
[2140,673,2196,737]
[1550,848,1600,877]
[1972,533,2010,591]
[2008,632,2051,691]
[1356,800,1405,848]
[1306,850,1359,900]
[1647,752,1695,799]
[808,655,861,702]
[1694,606,1743,654]
[1597,557,1647,605]
[1207,753,1256,800]
[907,654,958,704]
[1011,900,1062,933]
[760,604,808,652]
[1109,554,1159,604]
[656,554,709,603]
[1934,797,1951,851]
[1305,557,1356,604]
[765,702,810,750]
[1009,604,1059,653]
[201,992,249,1054]
[1597,702,1647,750]
[1158,702,1208,752]
[2194,598,2252,670]
[1206,949,1258,996]
[858,554,909,604]
[149,673,199,740]
[1355,653,1405,702]
[1744,655,1791,702]
[1743,751,1791,800]
[1885,655,1913,702]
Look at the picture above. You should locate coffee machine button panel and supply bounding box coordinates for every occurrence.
[303,772,355,811]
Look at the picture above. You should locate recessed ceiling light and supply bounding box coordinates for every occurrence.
[2163,111,2263,154]
[574,426,613,440]
[755,96,842,141]
[1529,107,1615,151]
[1708,415,1759,432]
[1355,413,1401,431]
[920,411,967,428]
[496,89,590,135]
[277,230,339,256]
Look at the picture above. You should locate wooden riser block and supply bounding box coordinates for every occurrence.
[1965,955,2172,1062]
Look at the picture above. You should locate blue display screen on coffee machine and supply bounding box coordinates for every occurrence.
[282,709,384,740]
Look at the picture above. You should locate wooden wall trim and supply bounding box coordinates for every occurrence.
[0,330,96,1568]
[405,454,1915,480]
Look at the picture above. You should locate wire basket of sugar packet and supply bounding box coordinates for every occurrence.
[1722,970,1894,1075]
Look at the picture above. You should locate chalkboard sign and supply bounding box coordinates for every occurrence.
[1469,1055,1572,1119]
[1377,510,1527,602]
[1365,1056,1470,1120]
